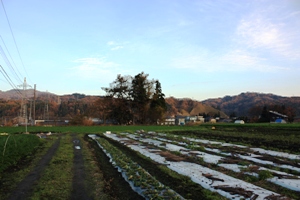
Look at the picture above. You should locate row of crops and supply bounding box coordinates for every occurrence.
[89,130,300,199]
[0,133,41,173]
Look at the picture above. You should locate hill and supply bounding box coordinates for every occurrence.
[202,92,300,117]
[2,90,300,119]
[165,97,227,118]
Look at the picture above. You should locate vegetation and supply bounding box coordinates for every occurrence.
[1,124,300,199]
[0,134,41,173]
[102,72,167,125]
[31,134,73,199]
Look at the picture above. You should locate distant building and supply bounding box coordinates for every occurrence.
[175,116,186,125]
[234,120,245,124]
[269,110,288,122]
[161,116,175,125]
[274,119,287,123]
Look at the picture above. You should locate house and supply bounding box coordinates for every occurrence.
[269,110,288,123]
[175,116,186,125]
[196,116,205,123]
[161,117,176,125]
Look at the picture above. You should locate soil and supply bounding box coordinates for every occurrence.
[2,134,144,200]
[84,135,144,200]
[7,137,61,200]
[97,134,209,199]
[71,133,92,200]
[172,128,300,153]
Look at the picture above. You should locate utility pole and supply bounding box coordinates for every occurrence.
[18,77,31,133]
[33,84,36,125]
[44,90,49,120]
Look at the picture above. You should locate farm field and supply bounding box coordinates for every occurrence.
[0,124,300,199]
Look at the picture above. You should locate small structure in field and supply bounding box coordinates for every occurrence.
[274,119,287,123]
[210,119,217,123]
[234,120,245,124]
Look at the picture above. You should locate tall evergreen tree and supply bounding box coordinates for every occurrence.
[130,72,150,124]
[149,80,167,124]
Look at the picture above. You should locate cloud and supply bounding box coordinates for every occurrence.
[111,46,124,51]
[170,49,289,73]
[220,50,289,72]
[107,41,124,51]
[235,13,300,59]
[69,57,125,82]
[107,41,115,46]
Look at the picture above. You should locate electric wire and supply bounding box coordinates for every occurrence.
[0,35,23,82]
[0,65,23,97]
[0,43,22,84]
[0,0,32,84]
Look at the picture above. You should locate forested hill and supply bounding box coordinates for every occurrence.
[1,90,300,120]
[202,92,300,117]
[165,97,227,118]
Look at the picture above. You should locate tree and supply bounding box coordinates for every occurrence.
[285,106,296,122]
[101,72,167,125]
[101,74,132,124]
[130,72,150,124]
[149,80,167,124]
[259,106,270,122]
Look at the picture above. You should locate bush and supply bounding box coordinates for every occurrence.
[258,170,273,180]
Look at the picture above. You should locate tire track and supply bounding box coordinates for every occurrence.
[71,134,91,200]
[7,137,61,200]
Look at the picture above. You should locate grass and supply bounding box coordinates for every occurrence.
[30,134,73,199]
[0,133,41,173]
[80,134,111,199]
[0,135,57,200]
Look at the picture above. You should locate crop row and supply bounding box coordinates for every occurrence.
[90,134,186,200]
[101,131,300,199]
[0,134,41,173]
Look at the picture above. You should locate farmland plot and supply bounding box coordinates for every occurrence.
[90,131,300,200]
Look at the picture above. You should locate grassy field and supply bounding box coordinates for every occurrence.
[1,123,300,199]
[1,122,300,134]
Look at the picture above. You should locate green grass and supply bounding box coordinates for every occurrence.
[0,135,57,200]
[0,134,41,173]
[30,134,73,199]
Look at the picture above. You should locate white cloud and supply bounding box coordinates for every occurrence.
[111,46,124,51]
[170,49,289,73]
[107,41,115,46]
[235,13,300,59]
[220,50,289,72]
[69,57,125,82]
[107,41,125,51]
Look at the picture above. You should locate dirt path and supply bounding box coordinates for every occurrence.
[71,134,92,200]
[7,138,61,200]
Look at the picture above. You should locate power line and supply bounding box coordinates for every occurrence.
[0,35,23,82]
[0,0,32,84]
[0,64,23,97]
[0,43,22,83]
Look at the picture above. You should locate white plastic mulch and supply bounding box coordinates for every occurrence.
[104,133,288,200]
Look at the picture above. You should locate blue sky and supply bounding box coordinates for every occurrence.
[0,0,300,101]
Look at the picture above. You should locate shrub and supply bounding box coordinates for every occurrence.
[258,170,273,180]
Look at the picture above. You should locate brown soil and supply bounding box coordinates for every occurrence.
[158,151,187,161]
[98,134,213,199]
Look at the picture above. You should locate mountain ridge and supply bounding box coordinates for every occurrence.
[1,90,300,118]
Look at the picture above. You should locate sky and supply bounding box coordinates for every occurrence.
[0,0,300,101]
